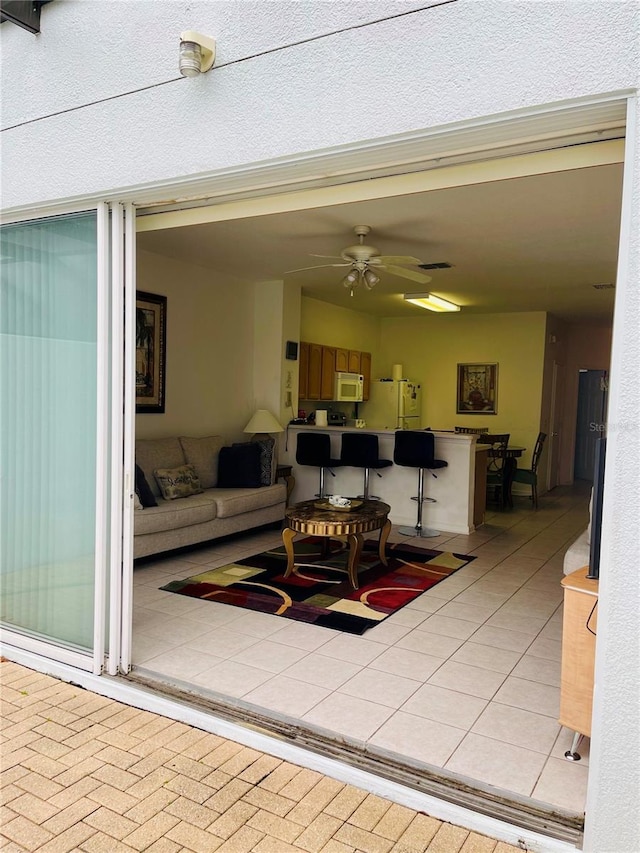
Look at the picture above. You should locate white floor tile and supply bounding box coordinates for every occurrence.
[400,684,488,730]
[427,660,507,700]
[532,756,590,813]
[467,624,533,653]
[141,647,223,679]
[369,711,465,766]
[433,601,497,624]
[268,621,336,651]
[396,628,465,659]
[317,634,387,666]
[450,641,522,674]
[230,640,309,673]
[243,675,331,717]
[186,627,261,658]
[485,610,549,636]
[511,655,562,687]
[493,676,560,718]
[525,636,562,662]
[368,646,443,681]
[302,692,394,741]
[417,614,479,641]
[445,733,547,797]
[337,668,421,709]
[189,659,272,697]
[471,702,560,754]
[281,653,362,689]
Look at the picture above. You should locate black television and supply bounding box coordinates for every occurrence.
[587,436,606,580]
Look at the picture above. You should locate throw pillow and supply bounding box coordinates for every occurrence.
[154,464,204,501]
[217,443,262,488]
[233,438,275,486]
[135,463,157,508]
[179,435,224,489]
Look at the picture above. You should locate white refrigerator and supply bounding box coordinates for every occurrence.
[363,379,422,429]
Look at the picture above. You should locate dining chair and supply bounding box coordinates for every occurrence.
[454,426,490,434]
[482,433,513,510]
[512,431,547,508]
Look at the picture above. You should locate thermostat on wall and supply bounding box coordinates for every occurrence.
[285,341,298,360]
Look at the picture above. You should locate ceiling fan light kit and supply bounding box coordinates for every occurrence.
[403,293,461,312]
[286,225,432,295]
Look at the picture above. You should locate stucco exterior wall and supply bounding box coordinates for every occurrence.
[2,2,639,851]
[1,1,639,210]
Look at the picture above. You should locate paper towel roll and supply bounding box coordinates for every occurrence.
[315,409,328,427]
[392,364,404,381]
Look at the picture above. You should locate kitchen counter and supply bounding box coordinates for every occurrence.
[282,427,484,534]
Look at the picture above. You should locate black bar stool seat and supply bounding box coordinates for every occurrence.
[393,430,448,537]
[340,433,392,500]
[295,432,343,499]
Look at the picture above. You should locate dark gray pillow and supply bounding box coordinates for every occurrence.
[217,443,262,488]
[135,464,157,507]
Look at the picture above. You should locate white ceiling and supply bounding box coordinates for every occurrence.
[137,162,623,323]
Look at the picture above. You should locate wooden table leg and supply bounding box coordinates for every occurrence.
[282,526,297,578]
[346,532,364,589]
[378,518,391,566]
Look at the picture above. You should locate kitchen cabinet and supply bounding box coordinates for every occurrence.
[298,342,309,402]
[321,346,336,400]
[307,343,322,400]
[361,351,371,400]
[335,348,349,373]
[348,350,361,373]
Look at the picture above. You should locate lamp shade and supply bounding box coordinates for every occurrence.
[243,409,284,434]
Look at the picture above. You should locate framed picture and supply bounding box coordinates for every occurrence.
[457,363,498,414]
[136,291,166,413]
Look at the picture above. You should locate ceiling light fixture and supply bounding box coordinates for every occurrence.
[363,269,380,290]
[403,293,460,312]
[179,30,216,77]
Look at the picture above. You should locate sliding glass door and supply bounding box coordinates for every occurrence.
[0,210,107,667]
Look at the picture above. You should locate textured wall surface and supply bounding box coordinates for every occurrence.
[1,1,638,208]
[2,2,639,851]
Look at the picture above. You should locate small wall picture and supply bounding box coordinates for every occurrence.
[457,363,498,414]
[136,291,166,413]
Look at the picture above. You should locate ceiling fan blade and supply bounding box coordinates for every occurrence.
[376,255,424,265]
[383,264,432,284]
[284,263,350,274]
[309,253,345,260]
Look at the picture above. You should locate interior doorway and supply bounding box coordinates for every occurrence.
[574,369,608,481]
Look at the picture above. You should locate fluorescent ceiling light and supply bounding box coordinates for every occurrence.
[403,293,461,312]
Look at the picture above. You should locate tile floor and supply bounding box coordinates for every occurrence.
[132,485,592,818]
[0,660,524,853]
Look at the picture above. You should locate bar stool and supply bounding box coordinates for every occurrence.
[340,433,392,500]
[295,432,343,499]
[393,430,448,537]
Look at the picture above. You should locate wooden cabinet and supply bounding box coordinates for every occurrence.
[320,346,336,400]
[360,351,372,400]
[307,343,322,400]
[298,342,309,402]
[299,341,372,402]
[348,350,361,373]
[559,568,598,742]
[335,348,349,373]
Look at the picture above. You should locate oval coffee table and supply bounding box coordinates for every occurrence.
[282,499,392,590]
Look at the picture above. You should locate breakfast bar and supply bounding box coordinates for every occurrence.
[282,426,485,535]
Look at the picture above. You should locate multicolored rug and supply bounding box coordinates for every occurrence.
[160,538,475,635]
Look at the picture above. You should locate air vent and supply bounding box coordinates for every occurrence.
[417,262,452,270]
[592,283,615,290]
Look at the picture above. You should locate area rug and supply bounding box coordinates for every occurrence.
[160,539,476,635]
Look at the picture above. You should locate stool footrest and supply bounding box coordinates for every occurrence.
[398,525,441,538]
[410,496,437,503]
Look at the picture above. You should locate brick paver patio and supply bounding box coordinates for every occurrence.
[1,660,524,853]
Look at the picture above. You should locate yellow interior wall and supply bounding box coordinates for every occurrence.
[300,297,381,356]
[376,312,548,459]
[136,250,257,441]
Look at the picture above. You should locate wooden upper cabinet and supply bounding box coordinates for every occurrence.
[320,346,336,400]
[306,343,322,400]
[298,341,309,402]
[361,351,372,400]
[348,350,361,373]
[335,348,349,373]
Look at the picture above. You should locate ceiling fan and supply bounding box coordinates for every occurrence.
[285,225,432,295]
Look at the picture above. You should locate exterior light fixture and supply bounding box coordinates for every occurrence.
[403,293,460,312]
[179,31,216,77]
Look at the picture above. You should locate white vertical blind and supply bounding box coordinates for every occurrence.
[0,212,98,650]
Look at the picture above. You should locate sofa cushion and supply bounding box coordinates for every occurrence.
[154,464,203,501]
[217,443,262,488]
[234,438,276,486]
[136,438,186,498]
[134,493,217,536]
[179,435,224,488]
[212,483,286,519]
[135,463,157,507]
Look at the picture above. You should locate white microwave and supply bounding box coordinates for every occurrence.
[335,372,364,402]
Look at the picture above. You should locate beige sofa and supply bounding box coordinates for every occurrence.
[134,436,286,559]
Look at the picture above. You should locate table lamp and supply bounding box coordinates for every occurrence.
[243,409,284,441]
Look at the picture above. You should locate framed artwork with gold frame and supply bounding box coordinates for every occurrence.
[457,363,498,414]
[136,291,166,414]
